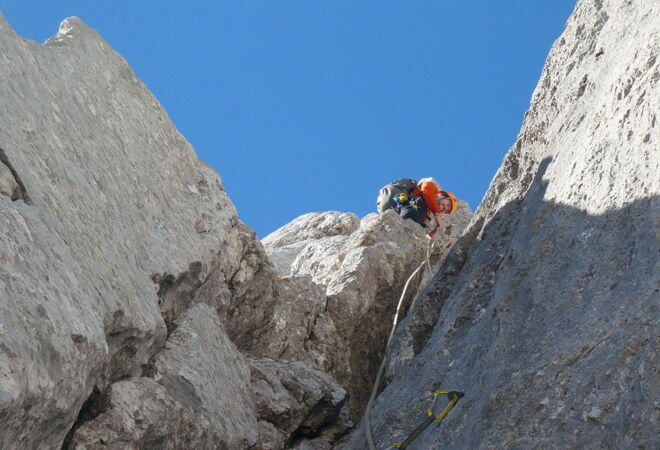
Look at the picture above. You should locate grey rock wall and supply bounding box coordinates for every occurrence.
[0,15,274,449]
[262,211,360,277]
[3,0,655,447]
[3,13,470,449]
[68,304,258,449]
[346,0,659,448]
[262,207,473,419]
[249,356,350,449]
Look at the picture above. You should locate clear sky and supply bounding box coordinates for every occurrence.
[2,1,576,237]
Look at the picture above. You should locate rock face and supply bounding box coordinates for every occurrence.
[1,15,280,449]
[3,0,656,447]
[262,211,361,277]
[249,356,350,450]
[262,207,473,418]
[0,13,472,449]
[0,16,225,449]
[346,0,659,448]
[68,304,258,449]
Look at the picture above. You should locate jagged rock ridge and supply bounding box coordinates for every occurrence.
[345,0,658,448]
[0,15,348,449]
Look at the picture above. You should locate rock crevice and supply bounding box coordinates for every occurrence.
[0,148,30,202]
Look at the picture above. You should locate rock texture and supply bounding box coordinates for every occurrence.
[346,0,659,448]
[0,13,471,449]
[262,207,473,418]
[0,15,274,449]
[249,356,350,450]
[69,304,257,449]
[262,211,361,276]
[4,0,656,447]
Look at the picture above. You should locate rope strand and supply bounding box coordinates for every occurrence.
[364,240,435,450]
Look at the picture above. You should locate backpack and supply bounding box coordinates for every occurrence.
[376,178,418,213]
[395,194,429,227]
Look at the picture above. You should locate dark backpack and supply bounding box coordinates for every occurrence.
[395,194,429,227]
[376,178,418,213]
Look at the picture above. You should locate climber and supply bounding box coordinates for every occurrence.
[376,177,457,239]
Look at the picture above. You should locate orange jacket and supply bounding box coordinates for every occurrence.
[412,180,441,214]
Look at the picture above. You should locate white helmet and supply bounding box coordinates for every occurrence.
[418,177,440,190]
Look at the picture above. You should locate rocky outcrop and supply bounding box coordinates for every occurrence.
[263,211,361,276]
[249,357,351,450]
[0,13,470,449]
[262,206,473,418]
[1,15,282,449]
[5,0,655,447]
[250,274,330,366]
[0,15,215,449]
[68,304,258,449]
[190,220,280,350]
[346,0,659,448]
[68,304,354,450]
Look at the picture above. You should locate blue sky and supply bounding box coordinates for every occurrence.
[2,1,576,237]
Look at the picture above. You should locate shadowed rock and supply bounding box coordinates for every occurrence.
[249,356,351,449]
[345,0,659,447]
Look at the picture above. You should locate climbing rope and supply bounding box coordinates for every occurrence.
[364,239,436,450]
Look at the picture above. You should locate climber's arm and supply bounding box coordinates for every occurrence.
[428,212,445,239]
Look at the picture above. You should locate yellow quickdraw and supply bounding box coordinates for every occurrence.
[392,389,464,449]
[429,389,460,423]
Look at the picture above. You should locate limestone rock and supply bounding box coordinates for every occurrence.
[66,378,199,449]
[263,211,361,248]
[0,162,16,198]
[318,211,433,417]
[249,356,351,449]
[263,211,360,276]
[268,203,472,286]
[0,150,21,199]
[346,0,659,448]
[190,220,280,351]
[250,275,334,366]
[6,0,654,447]
[0,11,473,450]
[68,304,258,449]
[260,207,473,419]
[288,402,353,450]
[1,13,359,449]
[289,234,351,286]
[151,304,257,448]
[0,15,261,448]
